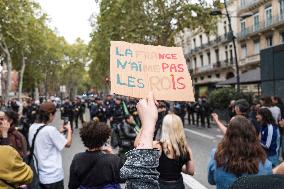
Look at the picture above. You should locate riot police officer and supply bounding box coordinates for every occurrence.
[174,101,187,125]
[90,97,107,123]
[22,99,38,125]
[110,97,125,148]
[187,102,195,125]
[126,97,140,127]
[104,94,115,121]
[61,98,74,130]
[202,97,211,128]
[73,98,86,128]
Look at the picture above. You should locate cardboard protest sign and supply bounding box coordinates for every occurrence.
[110,41,194,101]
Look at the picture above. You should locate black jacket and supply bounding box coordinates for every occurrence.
[69,151,123,189]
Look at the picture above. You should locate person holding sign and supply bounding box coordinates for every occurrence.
[134,108,195,189]
[121,92,160,189]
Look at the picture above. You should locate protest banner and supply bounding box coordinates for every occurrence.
[110,41,195,101]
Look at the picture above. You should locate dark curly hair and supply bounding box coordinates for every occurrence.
[80,121,111,149]
[215,115,266,175]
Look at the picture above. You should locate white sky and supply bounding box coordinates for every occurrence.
[36,0,98,44]
[36,0,213,44]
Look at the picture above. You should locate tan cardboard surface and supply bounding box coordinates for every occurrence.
[110,41,194,101]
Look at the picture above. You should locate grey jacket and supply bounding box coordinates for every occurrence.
[120,149,160,189]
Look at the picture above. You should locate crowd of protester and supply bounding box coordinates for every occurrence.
[1,93,284,189]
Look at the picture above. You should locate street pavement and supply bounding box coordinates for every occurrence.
[50,111,223,189]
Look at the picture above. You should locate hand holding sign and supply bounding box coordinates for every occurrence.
[110,41,194,101]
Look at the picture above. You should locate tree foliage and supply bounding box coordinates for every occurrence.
[208,88,253,110]
[89,0,220,88]
[0,0,90,100]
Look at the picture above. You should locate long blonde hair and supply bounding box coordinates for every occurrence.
[160,113,188,158]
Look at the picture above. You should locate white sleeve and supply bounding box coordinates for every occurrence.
[48,127,67,151]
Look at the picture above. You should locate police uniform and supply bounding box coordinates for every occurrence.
[126,98,141,127]
[60,101,74,130]
[110,98,125,148]
[174,101,187,125]
[104,96,115,120]
[74,100,85,128]
[90,97,107,122]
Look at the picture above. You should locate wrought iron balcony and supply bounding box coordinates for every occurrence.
[239,0,260,11]
[192,59,234,75]
[237,13,284,40]
[190,33,232,54]
[213,59,235,69]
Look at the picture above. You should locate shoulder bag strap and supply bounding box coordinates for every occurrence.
[28,124,46,164]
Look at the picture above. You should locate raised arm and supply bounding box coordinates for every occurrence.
[212,113,227,135]
[120,92,160,189]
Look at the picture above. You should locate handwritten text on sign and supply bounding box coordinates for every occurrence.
[110,41,194,101]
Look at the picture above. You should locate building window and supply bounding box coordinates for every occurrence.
[194,78,198,83]
[216,74,220,78]
[194,57,197,69]
[280,0,284,20]
[254,39,260,54]
[265,6,272,27]
[253,13,260,32]
[224,21,227,34]
[201,76,204,80]
[207,52,211,64]
[241,44,247,59]
[215,49,219,62]
[208,75,212,78]
[193,38,196,48]
[241,20,246,37]
[199,35,203,45]
[225,50,228,63]
[240,0,245,7]
[281,32,284,43]
[200,54,204,67]
[266,36,273,47]
[229,49,233,64]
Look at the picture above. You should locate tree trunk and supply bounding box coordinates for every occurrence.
[0,39,12,104]
[18,54,26,114]
[34,84,39,102]
[74,87,78,99]
[0,65,3,97]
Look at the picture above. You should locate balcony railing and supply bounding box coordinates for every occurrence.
[237,13,284,39]
[198,64,214,72]
[213,59,235,68]
[239,0,260,10]
[192,59,234,75]
[190,33,232,54]
[239,54,260,66]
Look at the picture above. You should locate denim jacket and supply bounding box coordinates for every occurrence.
[208,149,272,189]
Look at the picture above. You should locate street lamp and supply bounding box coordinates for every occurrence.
[210,1,253,93]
